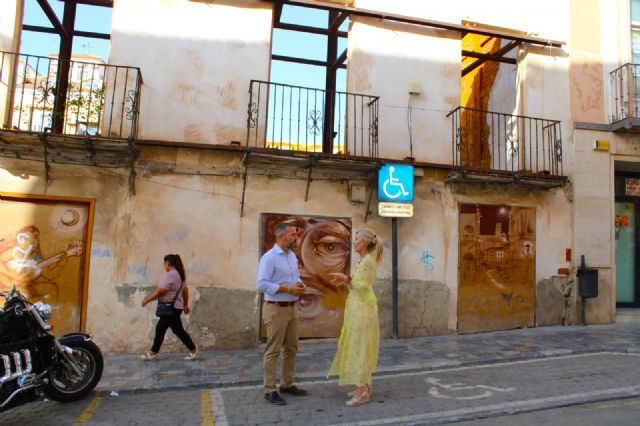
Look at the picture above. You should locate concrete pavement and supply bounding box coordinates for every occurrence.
[95,322,640,395]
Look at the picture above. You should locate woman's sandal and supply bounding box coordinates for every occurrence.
[140,352,157,361]
[184,350,201,360]
[346,388,370,407]
[347,384,372,398]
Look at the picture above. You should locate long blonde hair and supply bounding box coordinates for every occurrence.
[357,228,383,264]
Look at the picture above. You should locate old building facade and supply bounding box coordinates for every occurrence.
[0,0,633,353]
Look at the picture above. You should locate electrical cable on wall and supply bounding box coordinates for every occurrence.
[407,95,414,159]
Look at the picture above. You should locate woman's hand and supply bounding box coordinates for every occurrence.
[183,306,190,314]
[329,272,348,287]
[141,287,167,308]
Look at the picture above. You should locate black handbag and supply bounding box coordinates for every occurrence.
[155,279,184,318]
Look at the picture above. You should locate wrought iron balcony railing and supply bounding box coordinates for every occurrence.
[448,106,563,178]
[0,51,141,139]
[611,63,640,123]
[246,80,379,158]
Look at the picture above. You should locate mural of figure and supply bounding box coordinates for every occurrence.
[262,215,351,338]
[0,225,82,300]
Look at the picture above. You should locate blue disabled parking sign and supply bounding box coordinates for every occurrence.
[378,164,414,202]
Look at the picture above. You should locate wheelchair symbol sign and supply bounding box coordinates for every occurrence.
[378,164,414,202]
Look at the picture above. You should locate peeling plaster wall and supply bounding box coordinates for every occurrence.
[0,0,23,129]
[348,1,573,171]
[0,0,601,352]
[518,45,574,176]
[536,276,575,326]
[0,0,21,51]
[569,0,605,125]
[109,0,272,144]
[0,144,575,352]
[346,14,460,163]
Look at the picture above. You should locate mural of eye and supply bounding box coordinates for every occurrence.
[314,235,349,258]
[261,214,352,338]
[297,286,325,321]
[300,221,351,286]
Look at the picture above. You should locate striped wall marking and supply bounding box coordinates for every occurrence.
[74,396,103,426]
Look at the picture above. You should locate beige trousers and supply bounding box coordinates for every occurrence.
[262,302,299,393]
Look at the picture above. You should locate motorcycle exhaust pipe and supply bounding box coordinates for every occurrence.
[21,350,32,375]
[0,355,10,384]
[11,352,22,378]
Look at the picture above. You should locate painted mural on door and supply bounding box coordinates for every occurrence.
[0,194,93,335]
[458,204,535,333]
[260,214,351,338]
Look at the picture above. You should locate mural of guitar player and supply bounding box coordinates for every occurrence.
[261,214,352,338]
[0,197,91,335]
[0,226,83,299]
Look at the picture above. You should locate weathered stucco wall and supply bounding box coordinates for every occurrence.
[0,0,23,129]
[0,143,575,352]
[0,0,21,51]
[0,0,609,352]
[346,13,460,163]
[109,0,272,144]
[569,0,605,124]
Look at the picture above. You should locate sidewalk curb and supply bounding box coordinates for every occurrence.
[94,346,638,396]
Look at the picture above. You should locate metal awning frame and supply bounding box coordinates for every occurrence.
[264,0,565,76]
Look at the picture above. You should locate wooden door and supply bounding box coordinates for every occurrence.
[458,204,535,333]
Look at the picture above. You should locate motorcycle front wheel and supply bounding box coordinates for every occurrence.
[43,340,104,402]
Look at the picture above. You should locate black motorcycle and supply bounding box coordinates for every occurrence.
[0,286,103,412]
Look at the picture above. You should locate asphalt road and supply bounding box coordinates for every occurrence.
[2,352,640,425]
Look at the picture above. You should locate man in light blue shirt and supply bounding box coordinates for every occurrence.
[257,222,308,405]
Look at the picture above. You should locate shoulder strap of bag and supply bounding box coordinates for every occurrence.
[170,276,184,303]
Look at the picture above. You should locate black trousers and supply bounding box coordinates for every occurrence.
[150,309,196,353]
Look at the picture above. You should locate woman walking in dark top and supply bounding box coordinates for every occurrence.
[141,254,199,360]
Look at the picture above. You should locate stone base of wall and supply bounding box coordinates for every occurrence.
[190,287,259,349]
[535,275,576,326]
[375,279,451,339]
[139,287,259,353]
[113,276,582,354]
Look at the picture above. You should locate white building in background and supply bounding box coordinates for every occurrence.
[11,53,106,135]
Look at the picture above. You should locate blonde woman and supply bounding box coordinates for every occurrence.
[328,228,383,406]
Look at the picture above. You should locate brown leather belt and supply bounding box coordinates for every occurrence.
[266,301,296,307]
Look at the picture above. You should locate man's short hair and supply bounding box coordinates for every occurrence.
[274,222,296,238]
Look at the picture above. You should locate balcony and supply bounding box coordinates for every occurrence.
[0,51,142,167]
[447,106,565,187]
[246,80,379,159]
[610,63,640,132]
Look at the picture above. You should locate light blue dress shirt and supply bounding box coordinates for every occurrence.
[257,243,300,302]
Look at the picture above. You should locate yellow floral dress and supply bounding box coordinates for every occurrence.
[328,253,379,386]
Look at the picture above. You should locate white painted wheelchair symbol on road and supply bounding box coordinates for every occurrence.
[425,378,516,400]
[382,166,410,199]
